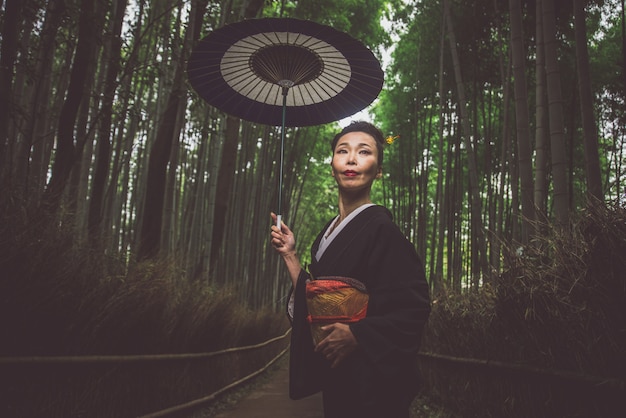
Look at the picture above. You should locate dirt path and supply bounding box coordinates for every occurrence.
[212,363,324,418]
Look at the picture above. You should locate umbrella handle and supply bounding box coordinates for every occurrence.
[276,214,282,229]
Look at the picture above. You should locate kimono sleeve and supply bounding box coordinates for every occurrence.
[286,268,327,399]
[349,222,431,379]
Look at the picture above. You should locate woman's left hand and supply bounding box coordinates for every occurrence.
[314,323,358,368]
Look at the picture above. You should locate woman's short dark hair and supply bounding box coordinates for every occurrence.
[330,121,385,166]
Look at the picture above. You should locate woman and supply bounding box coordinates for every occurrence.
[270,121,431,418]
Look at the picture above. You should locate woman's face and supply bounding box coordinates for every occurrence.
[331,131,382,194]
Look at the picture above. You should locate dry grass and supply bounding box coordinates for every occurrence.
[418,203,626,418]
[0,202,289,417]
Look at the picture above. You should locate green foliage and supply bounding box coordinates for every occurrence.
[590,7,626,134]
[264,0,391,55]
[288,124,341,265]
[2,0,625,318]
[367,0,626,284]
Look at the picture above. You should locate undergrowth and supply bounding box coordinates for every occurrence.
[0,202,288,417]
[419,203,626,418]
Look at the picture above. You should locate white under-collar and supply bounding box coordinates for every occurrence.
[315,203,375,261]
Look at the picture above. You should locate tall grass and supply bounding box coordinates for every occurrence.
[0,202,289,416]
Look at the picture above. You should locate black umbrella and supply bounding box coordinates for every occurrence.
[187,17,384,226]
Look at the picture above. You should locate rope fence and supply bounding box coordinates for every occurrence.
[4,331,623,417]
[138,346,289,418]
[418,351,624,389]
[417,351,625,417]
[0,328,291,366]
[0,328,292,418]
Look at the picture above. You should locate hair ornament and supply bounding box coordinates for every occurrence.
[385,135,399,145]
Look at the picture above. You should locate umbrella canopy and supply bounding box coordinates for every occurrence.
[187,17,384,127]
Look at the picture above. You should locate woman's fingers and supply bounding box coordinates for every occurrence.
[314,323,358,368]
[270,213,288,250]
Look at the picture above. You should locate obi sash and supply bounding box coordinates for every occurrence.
[305,276,369,345]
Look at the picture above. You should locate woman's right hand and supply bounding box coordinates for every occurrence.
[270,212,296,256]
[270,213,303,288]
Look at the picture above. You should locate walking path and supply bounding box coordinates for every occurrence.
[213,361,323,418]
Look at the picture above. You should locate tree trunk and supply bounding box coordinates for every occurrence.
[509,0,535,245]
[534,0,550,218]
[492,0,511,273]
[42,0,103,213]
[451,130,463,289]
[137,0,208,260]
[88,0,128,246]
[622,0,626,102]
[209,115,240,276]
[10,1,43,199]
[161,99,186,254]
[184,113,213,279]
[208,0,265,275]
[541,0,569,227]
[70,102,96,237]
[432,3,447,292]
[444,0,489,280]
[0,0,22,187]
[573,0,604,202]
[137,87,182,259]
[17,0,65,204]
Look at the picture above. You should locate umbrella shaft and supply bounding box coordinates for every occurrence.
[277,87,288,228]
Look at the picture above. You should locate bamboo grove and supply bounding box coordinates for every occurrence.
[0,0,624,310]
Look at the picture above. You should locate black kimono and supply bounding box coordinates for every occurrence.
[288,205,431,418]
